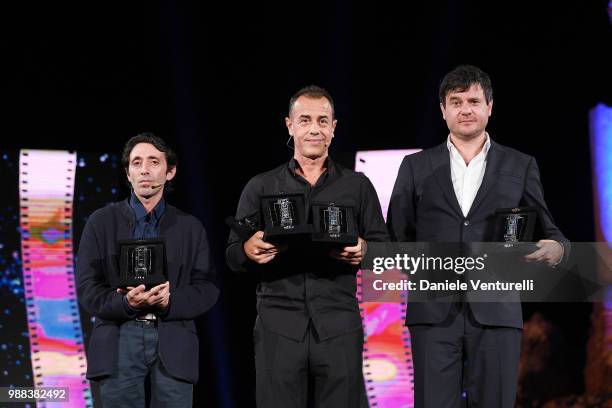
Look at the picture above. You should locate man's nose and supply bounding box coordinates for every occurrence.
[459,103,472,115]
[309,123,321,134]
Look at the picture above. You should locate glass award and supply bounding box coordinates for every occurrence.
[492,207,538,249]
[261,193,312,242]
[311,202,358,246]
[117,239,167,288]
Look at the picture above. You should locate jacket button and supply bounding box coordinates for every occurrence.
[463,220,470,226]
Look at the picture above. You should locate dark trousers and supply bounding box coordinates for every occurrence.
[409,303,521,408]
[98,320,193,408]
[254,318,368,408]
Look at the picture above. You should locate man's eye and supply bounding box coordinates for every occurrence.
[152,161,159,166]
[133,161,141,166]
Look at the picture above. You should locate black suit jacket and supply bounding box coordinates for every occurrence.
[387,140,569,328]
[76,199,219,383]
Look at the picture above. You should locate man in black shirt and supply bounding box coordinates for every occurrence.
[226,86,387,407]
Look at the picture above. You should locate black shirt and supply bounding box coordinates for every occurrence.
[226,157,388,341]
[129,191,165,239]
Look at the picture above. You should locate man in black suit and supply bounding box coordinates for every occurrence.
[387,65,569,407]
[77,133,219,407]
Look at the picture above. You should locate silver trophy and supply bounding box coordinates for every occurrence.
[261,193,311,242]
[273,198,295,230]
[117,239,167,288]
[323,206,342,238]
[311,202,357,246]
[132,246,152,280]
[493,207,537,249]
[503,214,524,246]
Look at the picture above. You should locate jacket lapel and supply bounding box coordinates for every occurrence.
[159,206,179,288]
[118,199,135,240]
[467,141,505,218]
[429,143,463,218]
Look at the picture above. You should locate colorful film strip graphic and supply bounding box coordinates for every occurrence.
[358,272,414,408]
[356,150,421,408]
[591,104,612,244]
[590,103,612,369]
[19,150,92,407]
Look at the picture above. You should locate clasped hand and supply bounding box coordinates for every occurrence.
[117,281,170,310]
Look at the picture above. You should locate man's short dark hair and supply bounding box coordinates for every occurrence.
[439,65,493,106]
[121,132,177,171]
[121,132,178,191]
[288,85,335,118]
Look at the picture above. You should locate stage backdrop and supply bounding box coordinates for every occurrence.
[356,149,420,408]
[0,149,122,408]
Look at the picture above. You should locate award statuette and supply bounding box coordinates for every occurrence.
[492,207,538,248]
[261,193,311,242]
[117,239,167,288]
[311,202,358,246]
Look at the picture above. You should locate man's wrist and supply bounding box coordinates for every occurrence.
[552,241,565,267]
[156,302,170,317]
[122,295,140,312]
[361,238,368,256]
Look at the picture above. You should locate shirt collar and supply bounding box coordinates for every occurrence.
[288,156,334,176]
[446,133,491,157]
[129,191,166,223]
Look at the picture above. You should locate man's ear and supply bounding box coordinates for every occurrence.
[440,103,446,120]
[285,116,293,136]
[166,166,177,181]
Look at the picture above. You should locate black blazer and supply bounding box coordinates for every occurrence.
[76,199,219,383]
[387,140,569,328]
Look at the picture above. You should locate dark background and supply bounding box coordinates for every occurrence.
[1,1,610,406]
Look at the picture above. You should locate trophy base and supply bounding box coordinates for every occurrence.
[117,274,167,290]
[263,224,313,243]
[311,232,358,247]
[502,242,540,256]
[473,242,540,256]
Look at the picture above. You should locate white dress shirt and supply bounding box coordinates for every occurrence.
[447,134,491,217]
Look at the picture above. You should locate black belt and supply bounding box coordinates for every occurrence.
[134,312,157,325]
[128,319,158,328]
